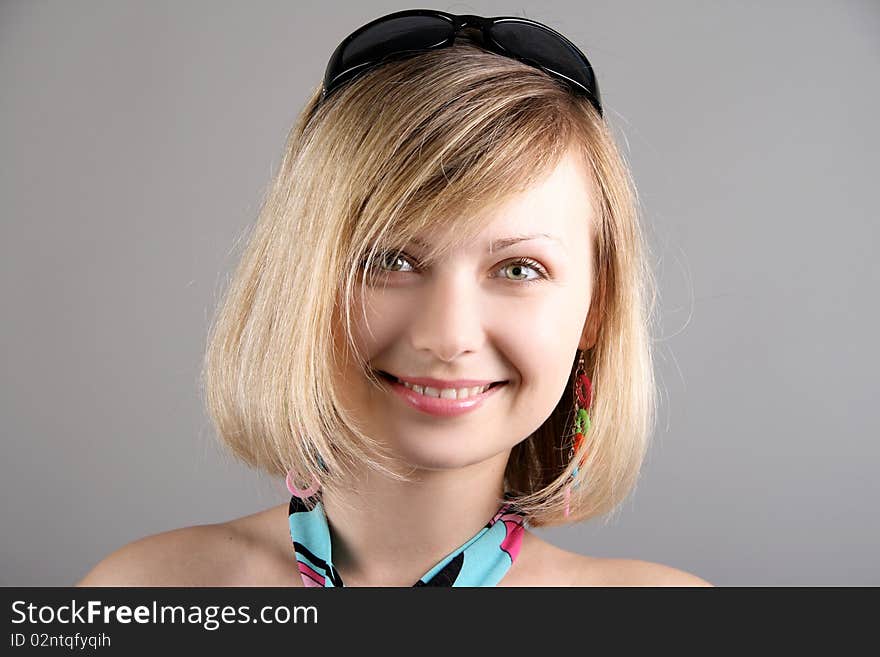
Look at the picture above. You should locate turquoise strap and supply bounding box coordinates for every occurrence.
[288,495,526,587]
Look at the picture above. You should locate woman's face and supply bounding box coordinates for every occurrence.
[338,147,597,472]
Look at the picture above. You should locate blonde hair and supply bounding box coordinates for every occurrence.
[201,40,658,527]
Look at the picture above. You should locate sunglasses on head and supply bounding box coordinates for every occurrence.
[320,9,603,117]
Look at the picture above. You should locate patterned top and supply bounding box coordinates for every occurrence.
[288,493,527,587]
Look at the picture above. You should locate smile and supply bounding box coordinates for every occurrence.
[376,371,507,417]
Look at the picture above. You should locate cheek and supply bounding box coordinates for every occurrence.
[497,296,585,372]
[495,298,586,421]
[346,291,402,356]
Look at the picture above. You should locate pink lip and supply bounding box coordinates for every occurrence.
[387,374,502,388]
[383,378,506,417]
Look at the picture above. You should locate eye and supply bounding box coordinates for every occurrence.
[497,257,549,285]
[363,250,549,285]
[369,250,416,273]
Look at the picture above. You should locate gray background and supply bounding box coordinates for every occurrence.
[2,0,877,586]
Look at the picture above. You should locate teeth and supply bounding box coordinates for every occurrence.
[400,380,491,399]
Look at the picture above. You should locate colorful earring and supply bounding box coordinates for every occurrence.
[564,350,592,518]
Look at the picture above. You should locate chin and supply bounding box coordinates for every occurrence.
[381,434,510,473]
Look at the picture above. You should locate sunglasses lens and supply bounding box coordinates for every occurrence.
[489,22,596,93]
[329,16,454,88]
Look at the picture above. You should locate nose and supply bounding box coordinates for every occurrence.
[408,270,485,363]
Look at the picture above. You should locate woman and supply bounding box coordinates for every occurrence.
[78,9,711,587]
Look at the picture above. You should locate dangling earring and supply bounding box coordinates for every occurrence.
[564,349,593,518]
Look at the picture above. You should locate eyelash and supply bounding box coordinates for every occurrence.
[363,250,550,286]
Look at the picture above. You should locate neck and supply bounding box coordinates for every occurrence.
[320,450,511,587]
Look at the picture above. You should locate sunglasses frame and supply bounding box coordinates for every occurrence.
[321,9,602,116]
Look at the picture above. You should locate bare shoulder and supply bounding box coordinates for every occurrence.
[571,555,714,587]
[76,504,299,587]
[508,531,712,587]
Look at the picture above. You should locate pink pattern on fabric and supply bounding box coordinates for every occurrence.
[298,562,325,587]
[491,503,525,563]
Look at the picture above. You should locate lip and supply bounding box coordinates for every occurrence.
[382,373,504,388]
[379,376,507,417]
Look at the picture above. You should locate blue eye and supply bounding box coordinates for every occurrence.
[365,251,549,285]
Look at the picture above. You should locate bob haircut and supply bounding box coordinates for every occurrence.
[201,39,658,527]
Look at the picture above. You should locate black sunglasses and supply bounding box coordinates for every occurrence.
[320,9,603,117]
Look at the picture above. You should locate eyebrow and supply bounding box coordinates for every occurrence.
[410,233,563,253]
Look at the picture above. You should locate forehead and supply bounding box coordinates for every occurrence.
[413,148,595,252]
